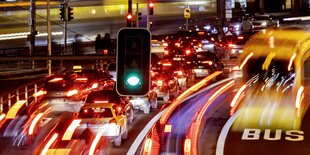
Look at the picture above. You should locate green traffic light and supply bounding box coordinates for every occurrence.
[126,76,140,86]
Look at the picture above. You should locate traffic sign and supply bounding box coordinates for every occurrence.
[184,8,191,19]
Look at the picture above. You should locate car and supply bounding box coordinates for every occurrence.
[106,62,116,81]
[152,70,180,102]
[188,51,224,78]
[83,89,134,123]
[129,83,158,114]
[77,103,129,146]
[228,16,253,34]
[43,67,115,101]
[251,14,279,30]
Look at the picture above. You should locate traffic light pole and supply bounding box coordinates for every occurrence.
[30,0,36,69]
[136,3,139,28]
[146,0,150,29]
[47,0,52,75]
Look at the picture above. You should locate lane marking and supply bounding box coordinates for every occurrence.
[127,109,168,155]
[216,111,239,155]
[128,77,235,155]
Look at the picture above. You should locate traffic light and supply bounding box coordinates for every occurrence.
[137,12,142,21]
[148,2,154,15]
[126,13,132,27]
[67,7,74,21]
[59,3,66,21]
[116,28,151,96]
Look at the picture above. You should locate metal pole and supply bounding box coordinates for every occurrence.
[186,18,189,31]
[136,3,139,28]
[30,0,36,69]
[47,0,52,75]
[146,0,150,29]
[64,3,67,55]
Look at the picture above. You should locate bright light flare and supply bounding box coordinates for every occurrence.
[94,100,108,104]
[164,125,172,133]
[185,50,191,55]
[76,78,88,81]
[62,119,82,140]
[143,138,153,154]
[29,113,44,135]
[66,89,78,97]
[295,86,304,117]
[202,61,213,65]
[127,76,140,86]
[89,132,103,155]
[41,133,58,155]
[91,83,99,89]
[33,90,47,97]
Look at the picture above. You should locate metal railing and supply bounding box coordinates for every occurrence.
[0,79,45,113]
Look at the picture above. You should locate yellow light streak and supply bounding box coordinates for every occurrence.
[240,52,253,69]
[288,53,296,71]
[6,100,26,119]
[62,119,82,140]
[41,133,58,155]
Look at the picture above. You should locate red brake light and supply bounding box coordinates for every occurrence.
[163,63,171,67]
[163,42,168,47]
[76,78,88,81]
[202,61,213,65]
[164,50,169,55]
[185,50,191,55]
[48,78,63,83]
[94,100,108,104]
[175,43,180,47]
[238,36,244,40]
[157,80,163,86]
[228,44,236,48]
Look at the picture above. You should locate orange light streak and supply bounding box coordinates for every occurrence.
[240,52,253,69]
[62,119,82,140]
[41,133,58,155]
[288,53,296,71]
[230,84,247,107]
[29,113,44,135]
[89,132,103,155]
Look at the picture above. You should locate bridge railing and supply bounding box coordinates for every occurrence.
[0,79,45,113]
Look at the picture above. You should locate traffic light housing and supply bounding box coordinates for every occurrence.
[59,3,66,21]
[126,13,133,27]
[137,12,142,21]
[116,28,151,96]
[149,2,154,15]
[67,7,74,21]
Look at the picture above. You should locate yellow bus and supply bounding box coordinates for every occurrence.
[231,28,310,130]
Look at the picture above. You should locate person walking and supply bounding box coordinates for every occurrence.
[95,34,102,54]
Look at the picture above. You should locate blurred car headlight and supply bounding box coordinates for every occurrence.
[261,22,267,27]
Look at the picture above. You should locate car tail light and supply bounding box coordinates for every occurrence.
[164,50,169,55]
[91,83,99,89]
[174,71,183,76]
[163,42,168,47]
[228,44,236,48]
[163,63,171,67]
[185,50,191,55]
[164,124,172,133]
[198,43,202,47]
[109,118,116,124]
[83,109,88,113]
[117,106,122,111]
[33,90,47,97]
[76,77,88,81]
[202,61,213,65]
[94,100,108,104]
[48,77,63,83]
[238,36,244,40]
[66,89,78,97]
[157,80,163,87]
[143,138,153,154]
[175,42,180,47]
[151,72,155,77]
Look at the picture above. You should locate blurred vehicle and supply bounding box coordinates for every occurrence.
[43,67,114,101]
[153,70,180,102]
[228,16,253,34]
[77,103,128,146]
[252,14,279,30]
[189,51,224,78]
[84,89,134,123]
[106,62,116,81]
[230,28,310,130]
[129,83,158,114]
[72,67,115,91]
